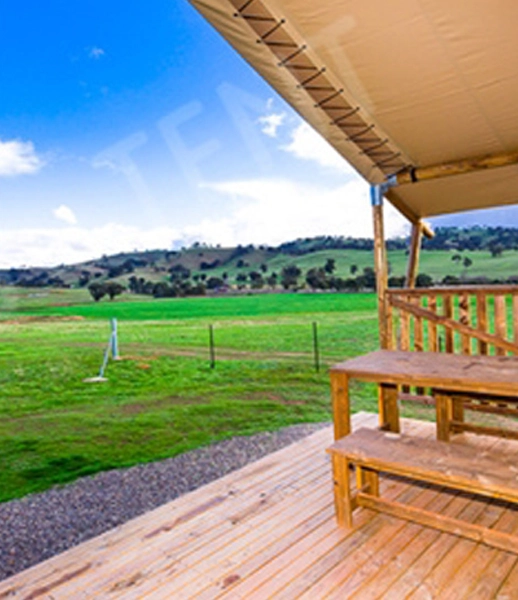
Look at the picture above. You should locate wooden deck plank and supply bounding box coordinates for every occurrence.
[220,477,409,599]
[2,412,518,600]
[351,442,516,600]
[28,433,338,599]
[404,431,518,599]
[378,432,518,600]
[0,421,338,599]
[109,417,379,600]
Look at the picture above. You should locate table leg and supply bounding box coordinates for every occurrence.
[451,396,465,432]
[331,371,350,440]
[379,383,400,433]
[435,391,453,441]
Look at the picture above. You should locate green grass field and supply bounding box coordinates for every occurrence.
[1,289,402,503]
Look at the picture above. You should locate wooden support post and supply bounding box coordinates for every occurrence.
[372,192,389,349]
[405,221,423,288]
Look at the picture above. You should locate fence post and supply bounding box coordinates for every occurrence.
[209,324,216,369]
[313,321,320,373]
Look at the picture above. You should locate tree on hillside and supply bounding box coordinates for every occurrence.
[249,271,265,289]
[416,273,433,288]
[267,272,278,289]
[169,265,191,281]
[350,264,358,275]
[105,281,126,300]
[281,264,301,290]
[462,256,473,279]
[306,268,328,290]
[489,242,504,257]
[88,282,106,302]
[451,253,462,265]
[324,258,336,274]
[207,276,224,290]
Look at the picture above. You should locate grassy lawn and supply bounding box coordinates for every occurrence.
[0,289,391,503]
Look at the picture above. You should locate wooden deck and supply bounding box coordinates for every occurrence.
[2,412,518,599]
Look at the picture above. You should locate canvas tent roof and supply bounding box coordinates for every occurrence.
[189,0,518,225]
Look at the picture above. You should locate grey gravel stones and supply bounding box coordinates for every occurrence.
[0,422,328,581]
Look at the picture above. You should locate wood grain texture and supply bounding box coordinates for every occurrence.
[3,415,518,599]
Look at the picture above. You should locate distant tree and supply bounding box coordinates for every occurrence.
[152,282,172,298]
[249,271,265,289]
[207,276,224,290]
[350,264,358,275]
[236,273,248,283]
[281,264,301,289]
[169,265,191,281]
[105,281,125,300]
[306,268,328,290]
[88,282,106,302]
[415,273,433,288]
[461,256,473,279]
[324,258,336,274]
[267,273,278,289]
[260,263,268,273]
[388,276,406,288]
[451,253,462,264]
[489,242,504,258]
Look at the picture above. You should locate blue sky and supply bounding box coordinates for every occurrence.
[0,1,511,267]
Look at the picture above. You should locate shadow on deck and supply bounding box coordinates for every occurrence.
[1,412,518,599]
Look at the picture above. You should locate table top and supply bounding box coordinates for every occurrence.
[331,350,518,396]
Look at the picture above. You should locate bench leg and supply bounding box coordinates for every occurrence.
[435,391,453,441]
[331,454,353,528]
[356,465,379,497]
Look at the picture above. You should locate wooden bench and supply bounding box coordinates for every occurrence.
[327,428,518,554]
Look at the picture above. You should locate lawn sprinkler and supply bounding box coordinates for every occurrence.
[83,318,120,383]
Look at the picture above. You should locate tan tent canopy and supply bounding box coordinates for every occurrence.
[189,0,518,225]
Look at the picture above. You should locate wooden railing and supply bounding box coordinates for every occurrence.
[386,286,518,356]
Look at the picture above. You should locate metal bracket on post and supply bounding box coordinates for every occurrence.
[370,175,398,207]
[371,175,397,350]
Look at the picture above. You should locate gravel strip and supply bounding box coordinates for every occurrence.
[0,422,329,582]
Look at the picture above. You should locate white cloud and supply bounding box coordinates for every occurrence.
[282,122,355,174]
[258,112,286,138]
[53,205,77,225]
[196,177,408,246]
[0,177,408,268]
[88,47,105,59]
[0,139,43,177]
[0,224,182,268]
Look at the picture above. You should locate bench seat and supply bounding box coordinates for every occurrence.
[327,428,518,554]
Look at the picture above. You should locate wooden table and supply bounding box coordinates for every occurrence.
[330,350,518,441]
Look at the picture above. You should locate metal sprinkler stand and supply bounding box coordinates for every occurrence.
[83,318,119,383]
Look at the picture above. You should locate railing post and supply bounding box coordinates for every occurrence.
[405,221,423,288]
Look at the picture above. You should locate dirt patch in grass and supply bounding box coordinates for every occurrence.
[2,315,85,325]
